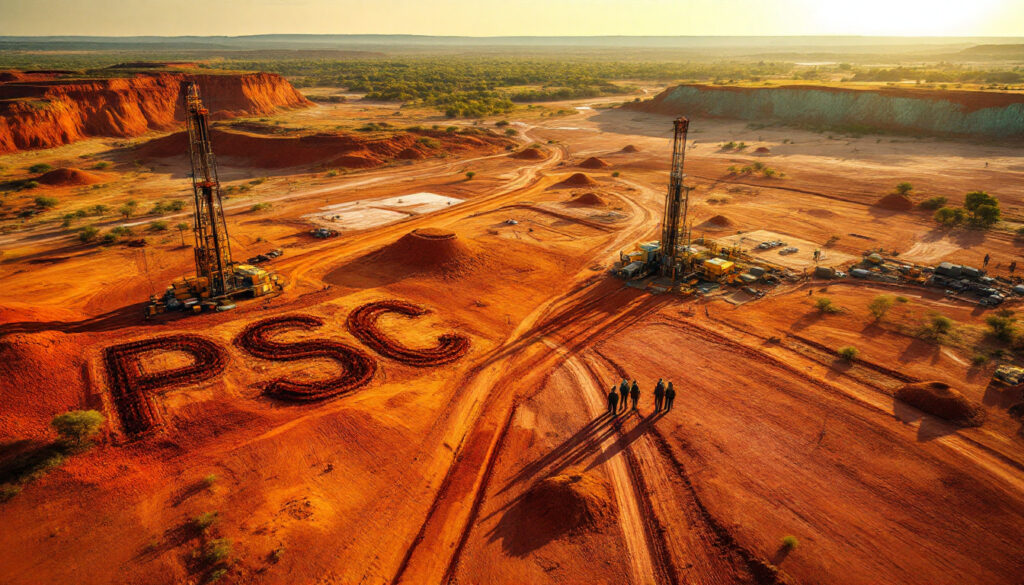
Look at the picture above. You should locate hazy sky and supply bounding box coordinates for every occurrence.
[2,0,1022,37]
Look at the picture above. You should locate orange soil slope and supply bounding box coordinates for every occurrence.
[0,72,311,153]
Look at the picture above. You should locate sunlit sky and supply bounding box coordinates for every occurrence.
[1,0,1022,37]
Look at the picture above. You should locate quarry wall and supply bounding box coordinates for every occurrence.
[634,84,1024,138]
[0,72,311,153]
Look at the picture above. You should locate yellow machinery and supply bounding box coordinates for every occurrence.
[147,82,281,318]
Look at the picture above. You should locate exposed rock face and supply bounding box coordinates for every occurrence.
[632,83,1024,138]
[0,72,311,153]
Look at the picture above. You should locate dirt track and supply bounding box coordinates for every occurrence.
[1,96,1023,585]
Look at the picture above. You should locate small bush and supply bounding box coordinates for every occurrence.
[838,346,859,361]
[207,568,228,583]
[504,128,517,136]
[895,182,913,195]
[193,511,219,532]
[91,161,110,170]
[612,171,620,177]
[148,220,169,232]
[34,196,58,209]
[251,203,272,212]
[465,171,475,180]
[51,410,105,448]
[919,196,947,210]
[815,297,840,314]
[20,180,40,191]
[0,484,23,502]
[270,547,285,563]
[971,353,989,366]
[781,535,799,549]
[202,473,219,488]
[28,163,52,174]
[985,310,1016,343]
[202,538,233,565]
[325,169,339,177]
[868,295,894,321]
[895,296,909,303]
[79,225,99,243]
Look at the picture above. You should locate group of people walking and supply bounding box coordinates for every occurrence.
[607,378,675,415]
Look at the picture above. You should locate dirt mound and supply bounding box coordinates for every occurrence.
[364,229,478,275]
[395,147,426,160]
[699,214,735,229]
[496,471,612,554]
[578,156,610,169]
[553,173,599,189]
[0,331,88,440]
[565,192,608,207]
[896,381,985,427]
[620,144,640,153]
[35,168,105,186]
[755,146,771,154]
[511,147,545,160]
[874,193,915,211]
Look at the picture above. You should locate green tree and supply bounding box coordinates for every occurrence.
[28,163,52,174]
[34,196,58,209]
[79,225,99,243]
[176,222,190,247]
[838,346,859,361]
[895,182,913,195]
[868,295,894,321]
[919,196,947,210]
[964,190,997,213]
[465,171,476,180]
[51,410,105,448]
[119,200,138,219]
[974,204,1000,227]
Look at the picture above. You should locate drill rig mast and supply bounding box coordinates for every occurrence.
[659,117,691,277]
[146,82,280,317]
[184,81,233,296]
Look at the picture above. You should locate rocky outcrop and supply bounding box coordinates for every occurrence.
[0,72,311,153]
[632,84,1024,138]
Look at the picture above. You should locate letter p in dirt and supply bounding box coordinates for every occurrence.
[103,335,228,437]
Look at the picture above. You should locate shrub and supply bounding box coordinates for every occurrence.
[202,473,219,488]
[270,547,285,563]
[166,200,185,212]
[51,410,105,448]
[88,204,109,216]
[934,206,965,227]
[20,180,40,191]
[207,568,228,583]
[495,120,510,127]
[79,225,99,242]
[34,196,58,209]
[0,484,22,502]
[838,346,859,361]
[325,169,339,177]
[868,295,894,321]
[119,200,138,219]
[202,538,233,565]
[612,171,620,177]
[251,203,272,212]
[895,296,909,303]
[919,196,947,210]
[895,182,913,195]
[919,313,954,342]
[148,220,169,232]
[28,163,52,174]
[971,353,989,366]
[91,161,110,170]
[781,535,800,549]
[504,128,517,136]
[465,171,476,180]
[985,310,1016,343]
[815,297,840,314]
[193,511,219,532]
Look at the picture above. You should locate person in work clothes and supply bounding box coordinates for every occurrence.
[607,387,619,415]
[654,378,666,411]
[619,379,630,412]
[665,382,677,411]
[630,380,640,410]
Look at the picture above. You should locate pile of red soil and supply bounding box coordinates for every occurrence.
[35,167,105,186]
[620,144,640,153]
[510,147,545,160]
[874,193,915,211]
[366,228,480,276]
[699,214,735,229]
[395,147,426,160]
[565,192,608,207]
[578,156,610,169]
[0,331,88,440]
[896,381,985,427]
[553,173,599,189]
[516,472,612,539]
[754,146,771,154]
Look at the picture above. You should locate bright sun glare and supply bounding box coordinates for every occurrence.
[810,0,1005,35]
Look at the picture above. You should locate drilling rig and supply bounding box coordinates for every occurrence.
[146,81,280,317]
[658,116,692,278]
[617,116,692,281]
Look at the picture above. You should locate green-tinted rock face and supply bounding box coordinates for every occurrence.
[642,85,1024,138]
